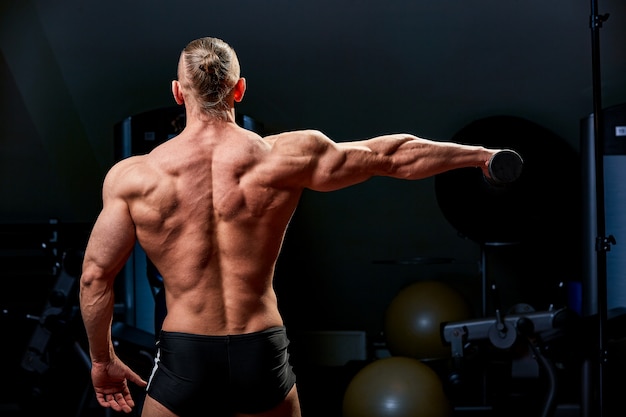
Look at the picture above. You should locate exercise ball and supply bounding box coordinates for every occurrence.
[384,280,471,360]
[342,356,452,417]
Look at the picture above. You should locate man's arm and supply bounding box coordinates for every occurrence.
[79,162,148,413]
[262,130,499,192]
[344,134,497,180]
[80,164,137,362]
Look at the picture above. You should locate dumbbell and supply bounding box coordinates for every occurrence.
[486,149,523,185]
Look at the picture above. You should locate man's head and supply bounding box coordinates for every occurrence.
[173,37,245,120]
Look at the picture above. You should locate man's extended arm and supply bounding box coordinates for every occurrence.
[262,130,499,192]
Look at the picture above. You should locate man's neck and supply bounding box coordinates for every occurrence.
[186,104,235,124]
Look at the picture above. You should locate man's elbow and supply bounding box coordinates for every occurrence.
[79,262,106,289]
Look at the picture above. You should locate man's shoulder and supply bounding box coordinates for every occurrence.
[105,155,156,187]
[263,129,330,149]
[110,154,148,173]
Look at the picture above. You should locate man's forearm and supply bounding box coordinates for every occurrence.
[365,135,493,180]
[80,276,116,362]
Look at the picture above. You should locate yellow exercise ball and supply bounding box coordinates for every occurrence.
[384,280,471,360]
[342,356,452,417]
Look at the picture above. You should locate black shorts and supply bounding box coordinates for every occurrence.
[146,326,297,416]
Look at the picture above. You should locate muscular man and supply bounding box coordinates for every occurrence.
[79,36,515,417]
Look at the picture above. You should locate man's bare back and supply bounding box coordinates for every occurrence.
[79,36,518,417]
[115,123,297,336]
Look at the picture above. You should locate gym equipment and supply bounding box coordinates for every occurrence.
[372,256,455,265]
[342,356,452,417]
[583,3,616,415]
[439,281,585,417]
[21,250,80,374]
[384,280,471,360]
[434,115,579,245]
[581,103,626,417]
[0,221,155,417]
[441,304,571,359]
[486,149,523,185]
[434,115,581,320]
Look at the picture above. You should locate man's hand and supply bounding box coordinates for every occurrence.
[91,357,148,413]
